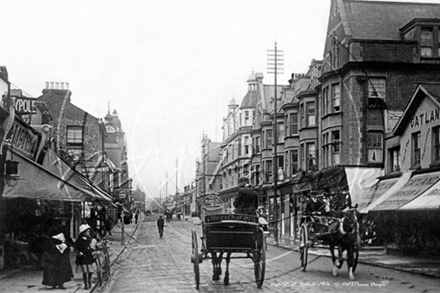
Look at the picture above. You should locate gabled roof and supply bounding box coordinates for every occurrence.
[394,83,440,135]
[338,0,440,41]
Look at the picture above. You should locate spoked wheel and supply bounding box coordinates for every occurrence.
[353,233,361,273]
[299,224,309,271]
[254,229,266,288]
[191,229,200,290]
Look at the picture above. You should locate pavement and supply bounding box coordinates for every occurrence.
[265,235,440,279]
[0,216,141,293]
[0,215,439,293]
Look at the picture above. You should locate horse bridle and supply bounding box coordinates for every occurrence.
[339,210,358,236]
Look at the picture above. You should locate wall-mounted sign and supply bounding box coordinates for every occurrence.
[14,97,37,114]
[411,107,440,128]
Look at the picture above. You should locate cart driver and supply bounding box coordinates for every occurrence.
[234,177,258,215]
[305,192,325,215]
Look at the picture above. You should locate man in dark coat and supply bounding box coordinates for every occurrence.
[305,192,325,215]
[234,177,258,215]
[157,215,165,236]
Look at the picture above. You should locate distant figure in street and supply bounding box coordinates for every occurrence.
[135,210,140,224]
[41,231,73,290]
[234,177,258,215]
[157,215,165,237]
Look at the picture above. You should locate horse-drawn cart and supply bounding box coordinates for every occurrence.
[191,195,267,290]
[299,208,361,279]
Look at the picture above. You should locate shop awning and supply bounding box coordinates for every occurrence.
[369,171,440,212]
[400,174,440,210]
[3,149,113,203]
[357,177,399,213]
[362,170,413,213]
[345,167,383,209]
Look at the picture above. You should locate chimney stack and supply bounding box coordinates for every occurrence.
[45,81,69,90]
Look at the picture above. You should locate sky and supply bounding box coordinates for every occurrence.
[0,0,439,201]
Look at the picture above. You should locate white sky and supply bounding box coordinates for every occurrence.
[0,0,439,200]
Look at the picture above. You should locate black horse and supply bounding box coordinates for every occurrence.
[321,206,360,280]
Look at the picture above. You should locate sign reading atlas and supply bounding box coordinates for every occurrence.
[410,108,440,128]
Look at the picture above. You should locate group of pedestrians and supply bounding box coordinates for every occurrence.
[41,223,104,290]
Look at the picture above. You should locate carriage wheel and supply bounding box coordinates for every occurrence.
[352,233,361,273]
[254,229,266,288]
[299,224,309,271]
[191,229,200,290]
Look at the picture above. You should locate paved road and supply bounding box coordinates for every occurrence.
[98,215,440,293]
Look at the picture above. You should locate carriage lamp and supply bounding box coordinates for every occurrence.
[4,159,20,187]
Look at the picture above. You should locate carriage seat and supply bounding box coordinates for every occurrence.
[201,204,224,222]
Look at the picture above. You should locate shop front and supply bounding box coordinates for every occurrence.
[368,170,440,255]
[1,147,114,269]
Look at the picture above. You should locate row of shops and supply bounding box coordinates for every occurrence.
[0,105,120,270]
[200,165,440,256]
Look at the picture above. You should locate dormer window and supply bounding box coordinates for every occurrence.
[421,28,433,57]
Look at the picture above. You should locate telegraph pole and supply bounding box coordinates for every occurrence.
[267,42,283,245]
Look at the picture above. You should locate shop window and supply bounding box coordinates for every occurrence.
[412,131,421,167]
[367,132,383,163]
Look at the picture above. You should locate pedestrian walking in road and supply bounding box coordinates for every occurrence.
[74,224,97,290]
[41,231,73,290]
[135,210,140,224]
[157,215,165,238]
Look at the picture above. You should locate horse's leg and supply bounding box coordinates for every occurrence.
[337,246,344,269]
[347,245,355,280]
[223,252,231,285]
[211,253,220,281]
[330,244,338,276]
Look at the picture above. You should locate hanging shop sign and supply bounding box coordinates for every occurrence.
[7,118,41,160]
[14,97,37,115]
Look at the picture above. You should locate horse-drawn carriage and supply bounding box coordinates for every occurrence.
[299,206,361,280]
[190,195,268,290]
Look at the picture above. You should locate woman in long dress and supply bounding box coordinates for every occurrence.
[42,232,73,289]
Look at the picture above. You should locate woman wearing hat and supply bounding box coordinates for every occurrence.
[74,224,96,289]
[41,231,73,289]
